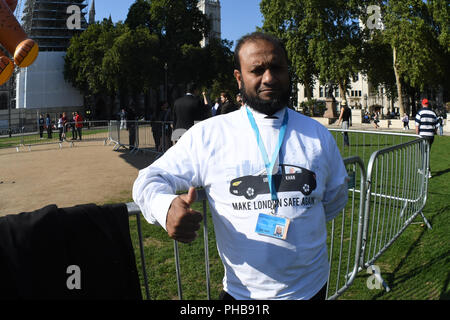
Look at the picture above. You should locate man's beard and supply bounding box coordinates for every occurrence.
[240,81,291,116]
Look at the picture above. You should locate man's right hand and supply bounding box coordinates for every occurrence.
[166,187,203,243]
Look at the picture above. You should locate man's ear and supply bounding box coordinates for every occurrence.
[234,69,242,89]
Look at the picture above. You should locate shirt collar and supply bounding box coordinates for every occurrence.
[244,105,287,124]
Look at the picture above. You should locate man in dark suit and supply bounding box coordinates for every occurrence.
[173,83,207,130]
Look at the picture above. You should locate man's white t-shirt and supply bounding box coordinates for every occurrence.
[133,106,349,300]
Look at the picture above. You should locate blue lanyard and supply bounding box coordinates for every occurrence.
[246,107,289,214]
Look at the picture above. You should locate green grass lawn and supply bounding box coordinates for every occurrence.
[126,133,449,300]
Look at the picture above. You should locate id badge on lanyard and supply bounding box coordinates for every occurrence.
[246,107,291,240]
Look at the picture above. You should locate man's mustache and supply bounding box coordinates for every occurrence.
[257,86,282,94]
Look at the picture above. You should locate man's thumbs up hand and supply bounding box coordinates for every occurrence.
[179,186,197,206]
[166,187,203,243]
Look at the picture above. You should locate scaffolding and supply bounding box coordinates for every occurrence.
[21,0,88,51]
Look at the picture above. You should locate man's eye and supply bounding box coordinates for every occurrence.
[251,68,264,74]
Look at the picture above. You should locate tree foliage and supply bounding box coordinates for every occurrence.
[102,26,160,96]
[65,0,236,111]
[360,0,450,114]
[260,0,317,100]
[261,0,365,102]
[260,0,449,113]
[64,19,121,95]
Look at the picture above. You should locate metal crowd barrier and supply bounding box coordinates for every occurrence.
[107,120,173,157]
[1,121,110,152]
[126,129,432,300]
[326,156,367,300]
[126,188,210,301]
[127,202,151,300]
[328,128,419,166]
[360,137,430,291]
[1,118,174,155]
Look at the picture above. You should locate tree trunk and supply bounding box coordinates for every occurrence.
[303,78,312,101]
[393,46,405,116]
[339,82,346,102]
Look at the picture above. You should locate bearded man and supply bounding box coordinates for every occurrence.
[133,32,349,300]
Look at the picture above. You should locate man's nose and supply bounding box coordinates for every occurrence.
[262,69,276,85]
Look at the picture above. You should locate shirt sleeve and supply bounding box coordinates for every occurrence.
[322,131,349,221]
[415,113,421,126]
[132,128,202,230]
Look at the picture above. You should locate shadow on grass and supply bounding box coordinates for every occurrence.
[440,272,450,300]
[116,148,161,171]
[370,204,449,300]
[432,168,450,178]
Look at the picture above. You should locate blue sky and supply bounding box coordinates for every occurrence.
[90,0,264,49]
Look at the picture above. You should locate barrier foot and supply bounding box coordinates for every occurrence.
[129,146,139,155]
[419,212,432,230]
[369,265,391,292]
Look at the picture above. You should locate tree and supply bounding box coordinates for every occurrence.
[146,0,210,86]
[125,0,152,30]
[261,0,365,103]
[102,26,160,106]
[371,0,450,115]
[360,27,398,110]
[125,0,235,99]
[202,38,237,99]
[64,19,124,96]
[306,0,365,102]
[260,0,318,101]
[65,0,237,115]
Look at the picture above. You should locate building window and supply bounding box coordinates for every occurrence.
[334,88,339,98]
[353,74,359,82]
[319,87,324,98]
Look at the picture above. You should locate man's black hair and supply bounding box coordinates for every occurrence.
[186,82,198,93]
[233,32,289,71]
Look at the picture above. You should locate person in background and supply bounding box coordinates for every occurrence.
[236,93,244,108]
[45,114,52,139]
[62,112,68,140]
[70,112,77,140]
[436,114,444,136]
[337,100,351,146]
[219,91,239,114]
[173,82,206,130]
[152,101,173,152]
[160,101,173,151]
[57,114,64,141]
[415,98,437,178]
[127,106,137,148]
[402,113,409,130]
[372,111,380,129]
[38,114,45,139]
[211,97,221,116]
[119,108,127,130]
[74,112,83,140]
[201,91,211,117]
